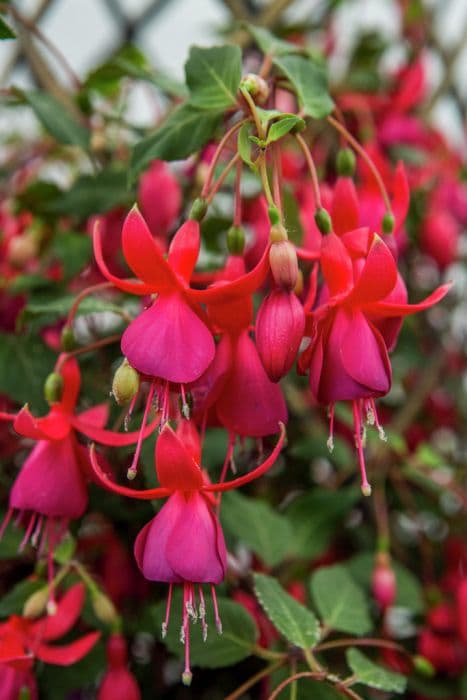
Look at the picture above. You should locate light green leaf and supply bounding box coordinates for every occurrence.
[51,231,92,279]
[254,573,320,649]
[246,24,302,57]
[310,564,372,635]
[221,491,292,567]
[20,90,90,149]
[53,533,76,565]
[185,45,241,110]
[274,55,334,119]
[130,104,221,179]
[346,648,407,693]
[152,591,258,668]
[238,122,256,170]
[0,16,16,40]
[266,115,305,144]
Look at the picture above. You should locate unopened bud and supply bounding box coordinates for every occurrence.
[256,289,305,381]
[227,225,245,255]
[336,148,356,177]
[44,372,64,404]
[239,73,269,104]
[189,197,208,222]
[8,233,38,268]
[269,222,288,243]
[92,591,118,625]
[23,586,49,619]
[182,670,193,686]
[412,655,435,677]
[372,552,396,609]
[382,212,395,234]
[268,205,281,226]
[112,360,140,406]
[61,326,76,351]
[314,208,332,234]
[269,240,299,290]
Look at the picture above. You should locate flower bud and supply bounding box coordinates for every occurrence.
[268,205,281,226]
[336,148,356,177]
[314,208,332,234]
[7,233,38,268]
[269,222,288,243]
[23,586,49,619]
[61,325,76,351]
[382,212,395,234]
[412,655,435,677]
[44,372,64,404]
[189,197,208,222]
[92,591,119,625]
[98,634,141,700]
[269,240,299,290]
[256,289,305,381]
[112,360,140,406]
[239,73,269,104]
[371,552,396,610]
[227,225,245,255]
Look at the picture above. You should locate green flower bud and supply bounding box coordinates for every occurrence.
[61,326,76,351]
[23,586,49,619]
[412,655,435,677]
[314,208,332,234]
[227,225,245,255]
[269,222,288,243]
[92,591,118,625]
[44,372,64,404]
[336,148,356,177]
[268,205,281,226]
[189,197,208,222]
[382,212,395,234]
[112,360,140,406]
[239,73,269,104]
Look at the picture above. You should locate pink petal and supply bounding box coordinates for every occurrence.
[76,404,109,428]
[71,413,160,446]
[363,283,452,318]
[341,312,391,394]
[155,424,204,491]
[121,293,215,383]
[58,358,80,415]
[167,220,200,283]
[320,233,353,297]
[347,234,397,305]
[134,495,184,582]
[331,177,359,236]
[36,631,100,666]
[30,583,85,641]
[14,406,70,441]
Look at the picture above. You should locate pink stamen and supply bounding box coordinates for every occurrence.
[180,384,190,419]
[19,512,36,552]
[161,381,171,426]
[47,521,57,614]
[352,401,372,497]
[162,583,173,639]
[127,380,156,480]
[0,508,13,540]
[327,403,335,452]
[124,389,140,432]
[211,585,222,634]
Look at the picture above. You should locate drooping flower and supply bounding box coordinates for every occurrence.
[90,421,285,683]
[98,634,141,700]
[0,583,100,699]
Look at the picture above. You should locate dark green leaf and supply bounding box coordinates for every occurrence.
[152,591,258,668]
[39,640,105,700]
[51,231,92,279]
[130,104,222,179]
[266,115,305,144]
[15,180,62,217]
[19,295,124,332]
[254,573,320,649]
[310,564,372,635]
[19,90,90,148]
[346,648,407,693]
[0,512,24,558]
[44,169,132,217]
[0,16,15,39]
[221,491,292,567]
[0,579,43,617]
[274,55,334,119]
[185,45,241,110]
[0,333,56,412]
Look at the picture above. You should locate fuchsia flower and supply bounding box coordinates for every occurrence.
[0,357,157,565]
[98,634,141,700]
[0,583,100,699]
[138,160,181,243]
[299,229,451,493]
[90,421,285,683]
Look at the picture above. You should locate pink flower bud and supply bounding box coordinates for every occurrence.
[256,289,305,382]
[269,240,299,290]
[98,634,141,700]
[371,553,396,610]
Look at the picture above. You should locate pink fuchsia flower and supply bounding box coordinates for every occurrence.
[98,634,141,700]
[90,421,285,684]
[299,229,451,494]
[138,160,181,243]
[0,583,100,697]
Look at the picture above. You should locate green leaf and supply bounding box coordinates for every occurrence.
[310,564,372,635]
[15,180,62,217]
[185,45,241,110]
[221,491,293,567]
[19,295,124,332]
[44,169,132,217]
[346,648,407,693]
[266,115,305,144]
[0,579,43,617]
[237,123,256,170]
[51,231,92,279]
[273,55,334,119]
[0,333,56,412]
[152,591,258,668]
[19,90,90,148]
[246,24,302,57]
[0,16,15,39]
[130,104,221,179]
[0,512,23,558]
[53,532,76,565]
[253,573,320,649]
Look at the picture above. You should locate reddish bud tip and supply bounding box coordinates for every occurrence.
[256,289,305,381]
[372,553,396,609]
[269,240,299,290]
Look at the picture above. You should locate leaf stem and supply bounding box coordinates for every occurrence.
[55,334,121,371]
[224,658,286,700]
[295,133,322,210]
[205,152,242,204]
[201,117,249,198]
[268,671,327,700]
[66,281,115,329]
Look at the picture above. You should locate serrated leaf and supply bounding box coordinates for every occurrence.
[0,579,43,617]
[274,55,334,119]
[0,16,15,39]
[346,648,407,693]
[19,90,90,149]
[221,491,292,567]
[152,591,257,668]
[185,45,241,110]
[310,564,372,635]
[246,24,302,57]
[44,169,132,217]
[254,573,320,649]
[266,115,305,144]
[130,104,221,179]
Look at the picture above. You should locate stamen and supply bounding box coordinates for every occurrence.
[198,585,208,642]
[217,436,235,513]
[31,515,44,548]
[370,399,387,441]
[182,584,193,687]
[352,401,372,497]
[0,508,14,540]
[127,380,156,480]
[327,403,335,452]
[19,512,36,552]
[46,522,57,615]
[124,390,140,432]
[160,381,171,427]
[365,400,375,426]
[211,585,223,634]
[180,384,190,420]
[186,584,197,622]
[162,584,173,639]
